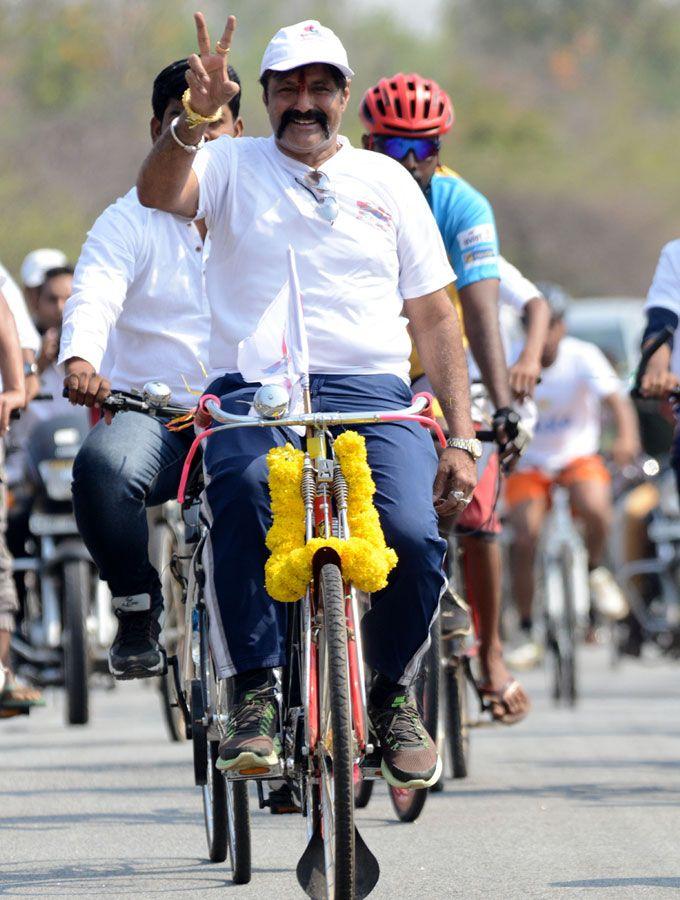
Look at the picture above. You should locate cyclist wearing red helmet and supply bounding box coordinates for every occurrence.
[361,73,531,724]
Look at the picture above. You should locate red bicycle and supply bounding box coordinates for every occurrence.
[181,385,445,899]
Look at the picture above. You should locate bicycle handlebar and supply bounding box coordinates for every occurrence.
[61,387,191,419]
[630,325,679,399]
[10,393,55,420]
[202,393,435,432]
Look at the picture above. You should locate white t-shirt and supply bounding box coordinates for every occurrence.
[467,255,540,382]
[193,134,454,381]
[59,188,214,406]
[645,238,680,376]
[0,262,40,392]
[519,335,621,473]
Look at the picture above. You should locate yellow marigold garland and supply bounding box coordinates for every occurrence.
[264,431,398,602]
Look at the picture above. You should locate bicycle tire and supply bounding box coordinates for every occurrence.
[354,777,374,808]
[191,679,208,785]
[559,551,578,706]
[545,554,566,704]
[444,656,469,779]
[203,740,228,863]
[156,525,186,742]
[389,614,440,822]
[317,561,355,898]
[62,560,90,726]
[226,776,251,883]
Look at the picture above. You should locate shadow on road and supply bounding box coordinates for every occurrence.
[435,781,680,808]
[0,857,291,895]
[551,876,680,889]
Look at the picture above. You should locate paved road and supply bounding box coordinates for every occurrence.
[1,646,679,899]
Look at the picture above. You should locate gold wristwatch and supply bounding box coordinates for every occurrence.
[445,437,483,460]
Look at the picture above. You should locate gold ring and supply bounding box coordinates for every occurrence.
[215,41,230,55]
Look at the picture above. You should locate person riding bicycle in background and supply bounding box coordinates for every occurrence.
[360,73,544,723]
[20,248,68,321]
[61,59,243,681]
[505,284,641,667]
[638,240,680,486]
[137,15,477,789]
[7,267,89,483]
[0,268,44,713]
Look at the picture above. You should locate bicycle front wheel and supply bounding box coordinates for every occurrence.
[444,655,469,779]
[226,777,251,883]
[317,561,355,898]
[62,560,91,726]
[203,740,228,863]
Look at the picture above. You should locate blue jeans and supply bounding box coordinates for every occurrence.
[202,373,447,684]
[72,412,193,602]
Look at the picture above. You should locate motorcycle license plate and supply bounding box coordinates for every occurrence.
[28,512,79,536]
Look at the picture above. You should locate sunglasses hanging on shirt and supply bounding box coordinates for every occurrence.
[372,136,441,162]
[295,170,339,225]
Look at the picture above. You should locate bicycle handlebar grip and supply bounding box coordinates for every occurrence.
[411,392,434,420]
[632,325,675,396]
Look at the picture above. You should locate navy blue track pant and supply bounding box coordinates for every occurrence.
[202,373,446,684]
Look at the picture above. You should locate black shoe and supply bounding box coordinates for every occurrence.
[268,782,300,814]
[108,607,166,680]
[217,685,280,773]
[369,690,441,789]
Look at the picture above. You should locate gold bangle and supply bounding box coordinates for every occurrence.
[181,88,223,129]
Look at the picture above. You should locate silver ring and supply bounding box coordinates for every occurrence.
[449,490,471,506]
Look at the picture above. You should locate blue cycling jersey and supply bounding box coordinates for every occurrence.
[426,166,500,290]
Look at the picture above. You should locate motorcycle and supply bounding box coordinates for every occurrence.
[8,412,116,724]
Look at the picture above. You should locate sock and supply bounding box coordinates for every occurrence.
[233,667,271,702]
[369,673,405,707]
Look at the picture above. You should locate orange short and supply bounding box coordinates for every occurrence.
[504,454,610,509]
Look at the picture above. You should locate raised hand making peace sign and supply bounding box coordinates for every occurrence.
[186,12,240,119]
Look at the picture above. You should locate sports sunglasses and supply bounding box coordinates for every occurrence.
[371,136,440,162]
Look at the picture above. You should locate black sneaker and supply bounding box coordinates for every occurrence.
[108,607,166,680]
[369,690,441,789]
[267,782,300,814]
[216,686,281,773]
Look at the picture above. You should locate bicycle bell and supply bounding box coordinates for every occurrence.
[252,384,289,419]
[142,381,173,408]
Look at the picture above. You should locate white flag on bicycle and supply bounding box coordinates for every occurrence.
[237,245,309,412]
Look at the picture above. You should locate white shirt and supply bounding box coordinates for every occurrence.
[0,262,40,393]
[467,255,540,382]
[59,188,212,406]
[193,135,454,381]
[645,239,680,376]
[519,335,621,473]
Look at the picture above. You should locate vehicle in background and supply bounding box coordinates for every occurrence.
[8,414,115,725]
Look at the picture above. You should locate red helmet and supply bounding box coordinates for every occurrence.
[359,73,454,137]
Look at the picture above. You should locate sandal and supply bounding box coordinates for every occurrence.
[0,676,45,710]
[474,677,530,726]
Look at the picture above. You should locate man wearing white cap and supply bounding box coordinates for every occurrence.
[20,248,68,318]
[137,14,478,789]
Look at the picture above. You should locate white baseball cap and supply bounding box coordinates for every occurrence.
[260,20,354,79]
[20,248,68,288]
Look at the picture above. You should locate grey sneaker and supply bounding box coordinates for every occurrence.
[217,686,281,772]
[370,690,441,789]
